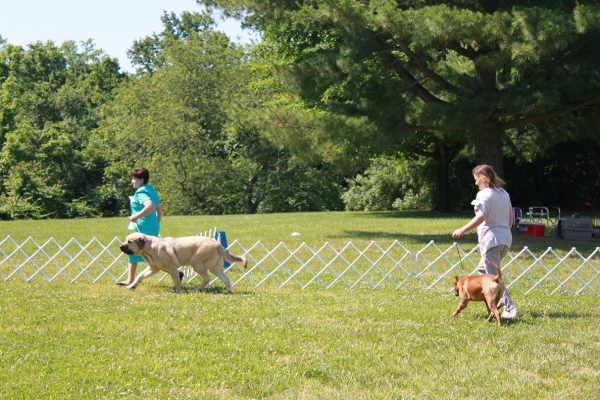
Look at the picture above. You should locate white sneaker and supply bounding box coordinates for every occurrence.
[502,309,519,319]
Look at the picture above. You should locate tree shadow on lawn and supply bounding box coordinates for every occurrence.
[527,311,593,320]
[512,231,600,253]
[327,230,468,245]
[330,229,600,253]
[471,311,594,327]
[353,210,469,219]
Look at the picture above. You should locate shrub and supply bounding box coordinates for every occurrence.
[342,156,433,211]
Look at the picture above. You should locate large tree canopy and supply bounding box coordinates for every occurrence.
[201,0,600,184]
[99,15,344,215]
[0,40,125,218]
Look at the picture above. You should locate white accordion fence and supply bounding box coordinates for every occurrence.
[1,234,599,295]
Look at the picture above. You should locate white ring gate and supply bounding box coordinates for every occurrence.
[1,236,598,295]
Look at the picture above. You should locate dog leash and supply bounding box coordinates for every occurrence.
[455,237,465,270]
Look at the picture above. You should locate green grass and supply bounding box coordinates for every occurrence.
[1,281,599,399]
[1,211,600,398]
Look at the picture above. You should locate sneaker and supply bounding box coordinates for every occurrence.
[502,309,519,319]
[179,270,185,282]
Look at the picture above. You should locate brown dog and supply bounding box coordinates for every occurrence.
[452,261,503,326]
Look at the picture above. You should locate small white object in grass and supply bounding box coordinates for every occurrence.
[292,232,301,236]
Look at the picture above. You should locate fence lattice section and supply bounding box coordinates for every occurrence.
[1,235,599,295]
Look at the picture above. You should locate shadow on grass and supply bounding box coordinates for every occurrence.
[528,311,592,319]
[327,230,468,244]
[512,232,600,253]
[179,286,255,295]
[353,210,470,220]
[327,229,600,253]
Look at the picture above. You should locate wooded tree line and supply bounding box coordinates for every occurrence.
[1,1,599,219]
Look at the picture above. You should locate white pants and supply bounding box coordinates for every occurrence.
[477,245,516,312]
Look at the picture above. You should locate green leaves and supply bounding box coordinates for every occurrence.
[102,22,344,215]
[574,3,600,32]
[207,0,600,183]
[0,40,126,219]
[127,10,218,75]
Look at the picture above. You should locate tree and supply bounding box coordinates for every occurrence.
[201,0,600,209]
[127,10,215,75]
[0,40,126,219]
[102,21,343,215]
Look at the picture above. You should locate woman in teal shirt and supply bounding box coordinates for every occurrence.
[117,168,163,286]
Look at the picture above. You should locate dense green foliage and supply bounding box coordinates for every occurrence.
[0,13,346,219]
[0,40,126,219]
[342,156,434,211]
[202,0,600,210]
[1,4,599,219]
[99,12,344,215]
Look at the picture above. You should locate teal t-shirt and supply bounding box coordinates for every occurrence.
[129,184,161,236]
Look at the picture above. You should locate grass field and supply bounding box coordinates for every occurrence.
[1,211,600,398]
[2,210,599,254]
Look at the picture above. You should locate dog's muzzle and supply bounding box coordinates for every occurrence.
[119,244,133,255]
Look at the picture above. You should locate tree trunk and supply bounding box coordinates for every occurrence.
[473,120,504,178]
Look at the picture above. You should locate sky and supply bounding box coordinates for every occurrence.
[0,0,257,73]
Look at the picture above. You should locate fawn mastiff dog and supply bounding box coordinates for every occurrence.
[119,233,247,293]
[452,261,503,326]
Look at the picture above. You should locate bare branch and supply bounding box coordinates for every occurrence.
[378,51,448,105]
[491,108,526,118]
[400,125,469,132]
[446,42,478,59]
[369,35,448,104]
[501,96,600,130]
[383,26,462,97]
[414,149,435,158]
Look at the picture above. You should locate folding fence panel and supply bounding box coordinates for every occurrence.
[1,235,598,295]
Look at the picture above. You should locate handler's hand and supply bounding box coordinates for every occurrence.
[452,229,464,239]
[128,215,138,223]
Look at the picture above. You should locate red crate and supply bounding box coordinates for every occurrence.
[519,222,545,237]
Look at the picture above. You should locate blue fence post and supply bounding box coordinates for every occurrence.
[215,230,230,268]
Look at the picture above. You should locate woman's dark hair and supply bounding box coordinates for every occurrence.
[472,164,505,188]
[131,168,150,184]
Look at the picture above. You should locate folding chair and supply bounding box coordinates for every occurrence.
[525,199,561,233]
[512,207,522,230]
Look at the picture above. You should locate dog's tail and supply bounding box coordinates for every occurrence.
[220,246,248,269]
[489,261,502,282]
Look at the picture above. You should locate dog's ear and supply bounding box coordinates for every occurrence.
[135,235,146,251]
[454,276,459,283]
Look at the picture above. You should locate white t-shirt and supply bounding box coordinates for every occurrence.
[471,187,512,253]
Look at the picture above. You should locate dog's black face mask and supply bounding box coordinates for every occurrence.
[119,244,134,255]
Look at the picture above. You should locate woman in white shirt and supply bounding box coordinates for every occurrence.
[452,165,519,319]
